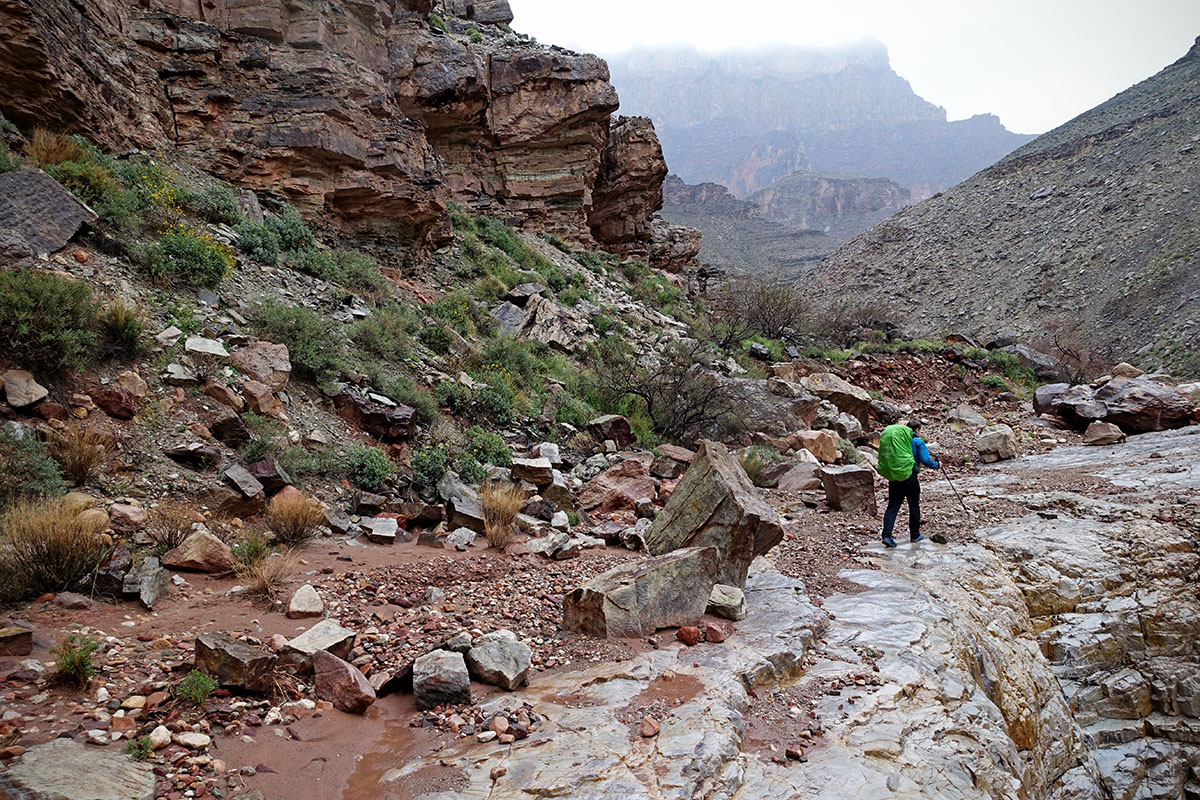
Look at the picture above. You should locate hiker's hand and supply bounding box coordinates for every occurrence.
[933,462,941,470]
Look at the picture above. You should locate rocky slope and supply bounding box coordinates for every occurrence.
[607,42,1035,197]
[0,0,666,251]
[804,36,1200,375]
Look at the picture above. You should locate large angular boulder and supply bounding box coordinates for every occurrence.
[819,465,877,514]
[0,170,98,256]
[334,393,417,442]
[978,424,1019,463]
[413,649,471,710]
[122,556,169,610]
[776,463,822,492]
[231,341,292,392]
[1033,383,1071,416]
[577,458,656,515]
[786,430,839,464]
[195,634,278,693]
[562,546,720,638]
[510,457,553,485]
[162,531,238,573]
[804,372,873,425]
[1092,376,1194,433]
[1083,421,1127,446]
[281,619,356,670]
[1053,385,1108,428]
[287,584,324,619]
[0,737,154,800]
[587,414,635,448]
[312,649,376,714]
[643,441,783,587]
[1,369,48,408]
[723,378,821,436]
[465,630,532,691]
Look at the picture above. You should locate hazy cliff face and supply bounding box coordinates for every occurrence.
[607,43,1035,196]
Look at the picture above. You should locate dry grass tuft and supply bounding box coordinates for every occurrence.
[0,499,112,601]
[147,499,199,555]
[480,482,524,550]
[237,548,299,604]
[46,422,108,485]
[264,491,325,547]
[24,128,84,166]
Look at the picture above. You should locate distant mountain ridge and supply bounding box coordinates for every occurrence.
[802,36,1200,375]
[607,41,1036,197]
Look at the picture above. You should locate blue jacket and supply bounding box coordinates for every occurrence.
[912,436,940,474]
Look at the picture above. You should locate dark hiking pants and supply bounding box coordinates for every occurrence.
[881,472,920,539]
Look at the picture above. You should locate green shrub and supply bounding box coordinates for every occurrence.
[276,443,341,480]
[53,634,100,688]
[116,160,181,215]
[43,137,137,228]
[540,233,572,254]
[466,26,483,43]
[233,222,281,264]
[332,249,391,300]
[166,301,201,334]
[250,301,346,385]
[435,380,473,412]
[988,350,1037,385]
[552,392,594,428]
[981,375,1010,391]
[476,217,568,289]
[175,669,217,705]
[593,314,615,336]
[419,324,452,355]
[475,336,540,390]
[428,291,479,335]
[351,304,418,360]
[463,425,510,466]
[374,373,440,424]
[0,269,96,371]
[232,529,270,564]
[286,247,338,281]
[0,141,17,173]
[453,453,485,484]
[427,11,447,31]
[346,444,391,491]
[185,183,242,225]
[412,444,449,487]
[0,113,16,134]
[141,226,235,287]
[0,433,65,508]
[265,204,314,251]
[101,301,143,358]
[125,737,153,761]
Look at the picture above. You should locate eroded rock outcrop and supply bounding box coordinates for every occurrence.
[588,116,668,255]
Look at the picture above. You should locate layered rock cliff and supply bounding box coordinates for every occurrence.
[749,173,911,239]
[0,0,666,251]
[804,36,1200,374]
[607,42,1035,197]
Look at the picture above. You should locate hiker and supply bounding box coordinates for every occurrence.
[876,420,939,547]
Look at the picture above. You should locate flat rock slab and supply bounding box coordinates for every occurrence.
[644,440,784,587]
[0,736,155,799]
[282,618,356,669]
[562,546,719,638]
[0,169,98,256]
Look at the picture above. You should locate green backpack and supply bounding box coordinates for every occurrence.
[877,424,916,482]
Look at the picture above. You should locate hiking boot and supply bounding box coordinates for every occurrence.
[882,536,897,548]
[910,533,925,543]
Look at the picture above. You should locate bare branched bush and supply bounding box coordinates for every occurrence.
[704,277,807,348]
[806,299,902,347]
[587,339,745,441]
[1039,316,1112,384]
[264,491,325,547]
[0,499,112,600]
[237,549,299,604]
[147,500,199,555]
[480,482,524,549]
[46,422,108,485]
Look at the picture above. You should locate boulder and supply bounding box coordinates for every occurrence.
[312,649,376,714]
[195,634,278,693]
[587,414,636,449]
[1,369,47,408]
[0,626,33,656]
[198,485,265,518]
[0,737,154,800]
[202,380,244,412]
[506,282,545,305]
[117,370,149,399]
[92,386,137,419]
[706,584,747,621]
[211,414,252,448]
[108,503,148,529]
[819,465,877,514]
[446,527,477,550]
[542,470,576,511]
[490,302,527,335]
[576,458,656,515]
[334,393,417,442]
[1054,385,1108,428]
[446,497,486,534]
[246,459,292,493]
[1002,344,1062,381]
[165,442,223,470]
[1033,383,1071,415]
[658,443,696,464]
[413,649,471,710]
[1083,421,1127,446]
[723,378,821,436]
[1111,362,1144,379]
[223,464,265,498]
[232,341,292,392]
[1092,376,1194,433]
[643,441,783,588]
[241,380,276,414]
[184,336,229,359]
[776,463,822,492]
[281,619,356,669]
[162,531,238,573]
[465,630,532,691]
[948,403,987,429]
[786,430,840,464]
[978,424,1019,463]
[804,372,873,424]
[562,546,720,638]
[0,170,99,255]
[122,556,169,610]
[287,584,324,618]
[364,516,399,544]
[510,457,553,485]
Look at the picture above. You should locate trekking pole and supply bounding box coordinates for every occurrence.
[941,468,972,514]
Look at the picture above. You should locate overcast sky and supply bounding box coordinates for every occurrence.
[508,0,1200,134]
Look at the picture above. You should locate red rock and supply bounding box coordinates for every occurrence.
[241,380,276,414]
[34,402,68,420]
[52,592,93,610]
[704,623,726,644]
[231,341,292,392]
[110,715,136,732]
[202,380,244,412]
[677,626,702,646]
[576,459,656,515]
[73,250,88,263]
[639,716,660,737]
[312,650,376,715]
[109,503,148,529]
[92,386,137,419]
[0,745,26,759]
[490,766,507,781]
[589,117,668,257]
